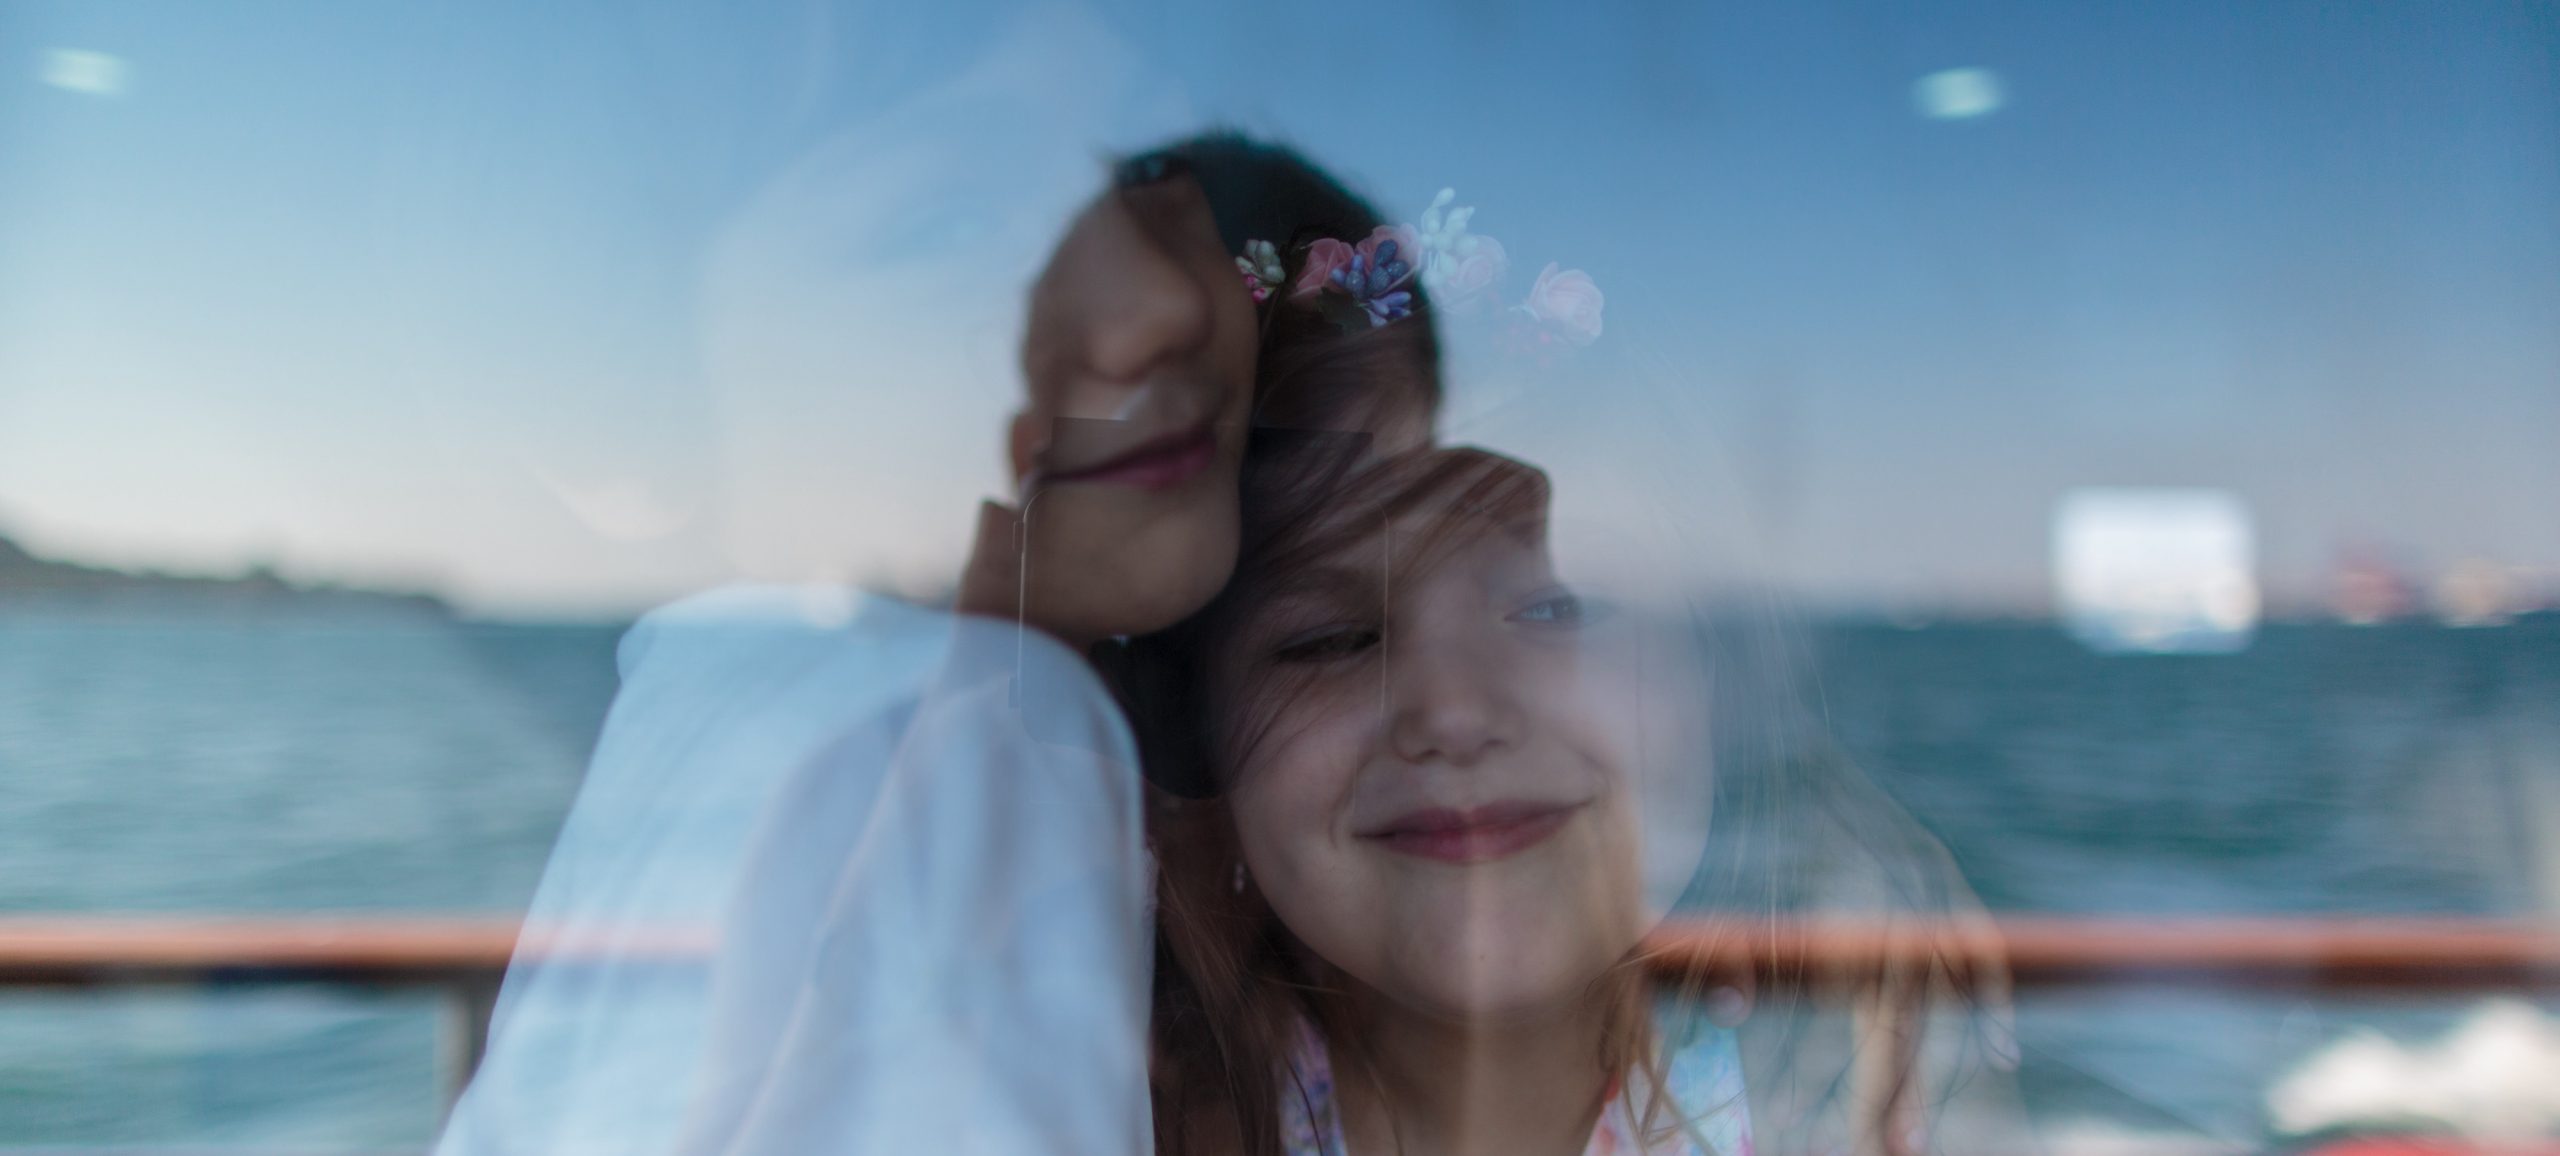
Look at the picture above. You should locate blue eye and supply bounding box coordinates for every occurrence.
[1511,589,1596,627]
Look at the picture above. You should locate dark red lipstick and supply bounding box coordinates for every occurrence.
[1360,801,1583,864]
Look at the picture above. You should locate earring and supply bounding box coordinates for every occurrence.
[1231,861,1247,895]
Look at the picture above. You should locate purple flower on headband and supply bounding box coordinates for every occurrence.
[1354,225,1421,288]
[1331,226,1420,326]
[1358,287,1414,325]
[1287,225,1424,326]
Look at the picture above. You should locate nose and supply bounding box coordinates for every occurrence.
[1384,628,1523,768]
[1069,194,1214,402]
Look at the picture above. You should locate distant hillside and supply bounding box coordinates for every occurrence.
[0,533,449,615]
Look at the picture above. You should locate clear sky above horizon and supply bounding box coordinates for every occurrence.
[3,0,2554,616]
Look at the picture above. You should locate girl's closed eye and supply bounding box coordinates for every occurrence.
[1270,622,1384,663]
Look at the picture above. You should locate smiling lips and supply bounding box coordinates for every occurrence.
[1361,801,1584,864]
[1043,423,1218,491]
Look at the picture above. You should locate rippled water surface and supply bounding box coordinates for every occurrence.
[1,607,2552,1147]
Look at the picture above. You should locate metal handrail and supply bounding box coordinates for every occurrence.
[0,914,2550,1109]
[1645,914,2560,990]
[4,914,2549,985]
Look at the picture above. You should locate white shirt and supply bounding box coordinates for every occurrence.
[438,588,1151,1156]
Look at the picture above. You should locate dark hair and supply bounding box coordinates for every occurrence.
[1104,131,1445,807]
[1097,131,1457,1156]
[1116,133,1390,280]
[1117,132,1442,439]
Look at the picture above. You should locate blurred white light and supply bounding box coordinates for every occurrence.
[2054,488,2258,654]
[2269,999,2560,1142]
[40,48,128,96]
[1914,67,2003,120]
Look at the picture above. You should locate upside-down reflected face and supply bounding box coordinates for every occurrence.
[1210,450,1660,1022]
[1014,163,1260,642]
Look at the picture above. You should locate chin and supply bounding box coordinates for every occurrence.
[1110,522,1236,626]
[1385,908,1638,1022]
[1026,490,1238,636]
[1398,955,1615,1023]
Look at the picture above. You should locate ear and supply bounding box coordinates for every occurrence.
[1007,410,1045,485]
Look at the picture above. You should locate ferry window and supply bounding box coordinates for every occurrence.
[2,2,2553,1151]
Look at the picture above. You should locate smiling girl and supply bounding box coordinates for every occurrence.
[1135,446,1752,1156]
[1128,389,2030,1152]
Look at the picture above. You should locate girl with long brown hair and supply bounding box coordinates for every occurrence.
[1122,254,2020,1156]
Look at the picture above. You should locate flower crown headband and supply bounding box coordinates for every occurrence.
[1235,188,1604,352]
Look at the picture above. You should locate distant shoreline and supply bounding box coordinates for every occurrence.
[0,533,450,617]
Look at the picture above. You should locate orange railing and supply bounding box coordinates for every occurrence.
[1648,915,2560,991]
[8,915,2549,989]
[1,915,2552,1106]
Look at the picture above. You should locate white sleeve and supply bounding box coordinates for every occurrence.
[695,613,1151,1155]
[437,589,1151,1156]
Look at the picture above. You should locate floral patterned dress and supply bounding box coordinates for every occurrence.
[1276,1011,1754,1156]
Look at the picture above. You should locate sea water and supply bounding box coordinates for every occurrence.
[0,606,2552,1148]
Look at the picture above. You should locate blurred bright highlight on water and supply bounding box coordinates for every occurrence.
[2055,489,2259,654]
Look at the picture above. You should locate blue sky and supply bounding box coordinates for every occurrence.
[2,0,2553,615]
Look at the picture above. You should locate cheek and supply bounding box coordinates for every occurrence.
[1579,793,1654,930]
[1522,687,1655,896]
[1521,659,1648,813]
[1216,315,1258,412]
[1198,243,1258,369]
[1498,680,1658,946]
[1224,692,1364,869]
[1222,689,1380,941]
[1133,487,1241,609]
[1568,643,1714,920]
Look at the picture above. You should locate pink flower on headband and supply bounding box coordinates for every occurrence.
[1291,238,1355,302]
[1294,227,1424,304]
[1274,189,1602,349]
[1519,262,1604,346]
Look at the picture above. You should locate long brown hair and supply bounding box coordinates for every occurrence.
[1121,442,1709,1155]
[1110,140,2013,1145]
[1088,133,1436,1152]
[1106,134,1703,1156]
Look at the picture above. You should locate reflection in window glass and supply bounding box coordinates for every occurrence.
[2,1,2554,1152]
